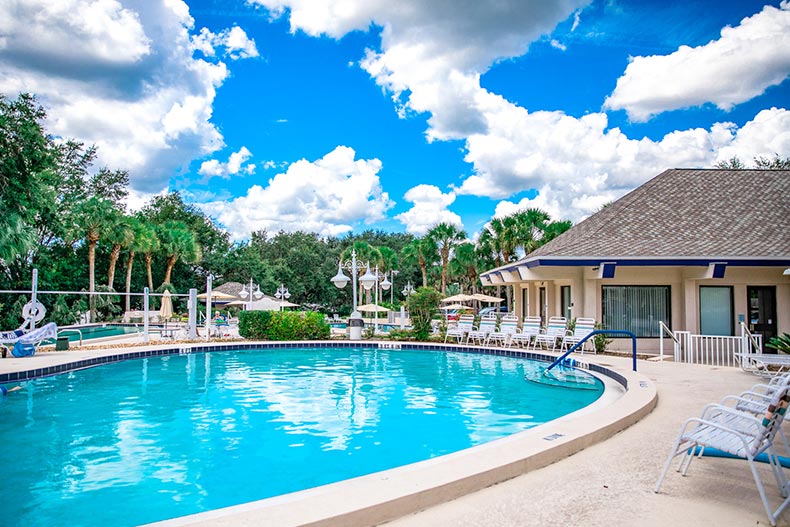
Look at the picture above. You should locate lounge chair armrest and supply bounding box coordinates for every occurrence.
[680,417,757,449]
[699,403,763,433]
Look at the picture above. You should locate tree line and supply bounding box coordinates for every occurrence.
[0,93,571,329]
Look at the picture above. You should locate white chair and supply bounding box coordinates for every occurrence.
[655,386,790,526]
[467,315,497,345]
[509,316,541,348]
[486,315,519,347]
[561,318,597,354]
[533,316,567,351]
[444,314,474,344]
[1,322,58,357]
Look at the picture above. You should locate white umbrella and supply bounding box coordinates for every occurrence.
[159,290,173,322]
[278,300,300,308]
[441,294,476,303]
[197,291,237,301]
[357,303,390,312]
[471,293,504,303]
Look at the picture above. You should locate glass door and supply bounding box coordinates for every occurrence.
[747,286,777,352]
[700,286,733,336]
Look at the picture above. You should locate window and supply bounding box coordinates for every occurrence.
[700,286,733,336]
[602,286,671,337]
[561,286,572,319]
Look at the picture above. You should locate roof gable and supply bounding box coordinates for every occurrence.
[528,169,790,259]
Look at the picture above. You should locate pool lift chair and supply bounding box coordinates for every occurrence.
[655,385,790,526]
[444,314,474,344]
[1,322,58,358]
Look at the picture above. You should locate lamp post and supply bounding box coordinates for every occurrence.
[331,249,370,340]
[275,283,291,311]
[383,270,397,304]
[240,278,264,310]
[401,281,415,297]
[361,267,390,334]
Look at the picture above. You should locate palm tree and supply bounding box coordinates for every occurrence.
[123,219,154,311]
[70,196,116,323]
[401,236,437,288]
[158,220,201,286]
[511,208,551,256]
[450,242,480,295]
[426,222,466,294]
[139,223,161,291]
[104,213,134,290]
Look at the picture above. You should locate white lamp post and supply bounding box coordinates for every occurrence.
[401,281,415,297]
[275,283,291,311]
[331,249,369,340]
[361,267,390,335]
[239,278,264,310]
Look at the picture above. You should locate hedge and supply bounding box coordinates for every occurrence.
[238,311,330,340]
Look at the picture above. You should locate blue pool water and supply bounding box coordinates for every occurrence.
[57,323,140,342]
[0,347,602,526]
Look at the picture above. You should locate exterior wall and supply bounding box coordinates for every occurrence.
[501,265,789,355]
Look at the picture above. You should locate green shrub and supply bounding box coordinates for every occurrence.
[238,310,329,340]
[407,287,442,341]
[767,333,790,354]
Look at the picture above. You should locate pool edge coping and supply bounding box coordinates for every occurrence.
[0,341,657,527]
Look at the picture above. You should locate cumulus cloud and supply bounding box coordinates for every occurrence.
[199,146,394,240]
[394,185,462,235]
[255,0,790,225]
[604,2,790,121]
[0,0,257,193]
[192,26,259,60]
[198,146,255,178]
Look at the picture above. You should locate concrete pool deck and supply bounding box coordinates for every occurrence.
[1,344,785,526]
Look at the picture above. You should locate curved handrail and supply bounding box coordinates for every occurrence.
[546,329,638,373]
[57,328,83,347]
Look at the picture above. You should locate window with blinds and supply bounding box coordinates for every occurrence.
[602,285,671,337]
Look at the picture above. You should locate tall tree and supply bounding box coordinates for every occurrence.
[450,242,480,294]
[158,220,201,286]
[124,219,158,310]
[104,213,134,290]
[401,236,437,288]
[426,223,466,294]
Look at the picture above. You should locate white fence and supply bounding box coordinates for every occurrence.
[659,322,763,367]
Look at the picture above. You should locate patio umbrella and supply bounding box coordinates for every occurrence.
[441,293,476,303]
[197,291,237,304]
[356,303,390,312]
[277,300,300,308]
[159,290,173,327]
[471,293,504,303]
[159,290,173,318]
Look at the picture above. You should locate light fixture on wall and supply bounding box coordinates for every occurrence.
[784,268,790,275]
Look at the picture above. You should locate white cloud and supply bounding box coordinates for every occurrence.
[604,2,790,121]
[550,39,567,51]
[394,185,462,235]
[192,26,259,60]
[199,146,394,240]
[198,146,255,178]
[0,0,257,193]
[253,0,790,225]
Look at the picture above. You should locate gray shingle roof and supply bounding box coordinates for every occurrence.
[528,169,790,259]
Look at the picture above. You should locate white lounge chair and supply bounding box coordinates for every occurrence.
[467,315,497,345]
[737,352,790,377]
[1,322,58,357]
[445,314,474,344]
[533,316,567,351]
[486,315,519,347]
[509,316,541,348]
[655,386,790,526]
[561,318,597,354]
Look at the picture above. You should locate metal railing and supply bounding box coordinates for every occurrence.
[547,330,638,373]
[659,321,763,367]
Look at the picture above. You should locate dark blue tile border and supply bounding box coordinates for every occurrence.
[0,341,627,390]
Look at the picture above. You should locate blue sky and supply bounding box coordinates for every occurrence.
[1,0,788,240]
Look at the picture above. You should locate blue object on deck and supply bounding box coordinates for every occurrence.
[694,446,790,468]
[12,341,36,357]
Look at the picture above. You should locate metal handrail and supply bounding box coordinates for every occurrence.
[658,321,678,362]
[740,321,762,354]
[57,328,83,347]
[546,329,638,373]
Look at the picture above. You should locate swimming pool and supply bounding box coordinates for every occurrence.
[57,323,141,342]
[0,346,602,527]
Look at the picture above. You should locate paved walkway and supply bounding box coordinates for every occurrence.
[386,356,787,527]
